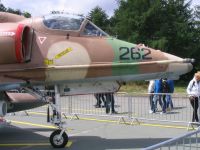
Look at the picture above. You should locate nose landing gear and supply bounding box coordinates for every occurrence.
[50,129,68,148]
[48,85,69,148]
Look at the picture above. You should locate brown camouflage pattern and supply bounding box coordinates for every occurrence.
[0,12,193,88]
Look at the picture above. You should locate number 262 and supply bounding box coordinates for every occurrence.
[119,47,152,60]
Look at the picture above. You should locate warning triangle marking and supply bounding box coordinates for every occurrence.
[38,37,47,44]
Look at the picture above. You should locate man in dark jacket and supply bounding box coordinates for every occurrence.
[161,78,170,114]
[166,79,174,110]
[94,93,106,108]
[105,93,117,114]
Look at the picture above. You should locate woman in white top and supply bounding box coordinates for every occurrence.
[187,72,200,122]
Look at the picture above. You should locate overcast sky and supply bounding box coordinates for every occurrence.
[1,0,200,17]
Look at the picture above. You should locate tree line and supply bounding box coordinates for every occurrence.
[0,2,31,18]
[88,0,200,81]
[1,0,200,81]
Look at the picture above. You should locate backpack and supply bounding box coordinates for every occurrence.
[189,81,195,91]
[162,80,170,93]
[191,81,195,89]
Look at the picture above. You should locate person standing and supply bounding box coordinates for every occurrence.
[187,72,200,122]
[94,93,106,108]
[152,79,163,113]
[166,79,174,110]
[148,80,155,113]
[161,78,170,114]
[105,93,117,114]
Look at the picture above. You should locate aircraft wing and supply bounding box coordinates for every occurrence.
[0,76,47,117]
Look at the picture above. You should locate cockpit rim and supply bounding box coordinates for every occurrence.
[42,13,109,37]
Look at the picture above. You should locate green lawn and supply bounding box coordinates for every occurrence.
[119,81,188,94]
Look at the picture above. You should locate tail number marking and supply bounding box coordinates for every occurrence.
[119,47,152,60]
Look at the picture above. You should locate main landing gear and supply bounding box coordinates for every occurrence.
[48,85,68,148]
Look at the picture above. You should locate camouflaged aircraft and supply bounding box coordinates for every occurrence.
[0,12,194,148]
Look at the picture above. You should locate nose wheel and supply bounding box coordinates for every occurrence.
[48,85,69,148]
[50,130,68,148]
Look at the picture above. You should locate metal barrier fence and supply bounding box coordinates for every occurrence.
[24,92,200,150]
[28,92,199,127]
[144,128,200,150]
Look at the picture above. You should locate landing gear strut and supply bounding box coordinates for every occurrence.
[49,85,68,148]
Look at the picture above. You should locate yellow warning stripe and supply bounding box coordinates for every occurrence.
[44,59,54,65]
[27,112,47,116]
[141,123,187,129]
[0,141,73,147]
[9,120,57,129]
[27,111,192,130]
[66,141,73,147]
[9,119,73,131]
[78,117,190,129]
[0,143,49,146]
[44,47,72,65]
[55,47,72,59]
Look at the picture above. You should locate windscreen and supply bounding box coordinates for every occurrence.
[82,21,109,37]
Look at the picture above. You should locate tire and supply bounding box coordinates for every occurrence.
[50,130,68,148]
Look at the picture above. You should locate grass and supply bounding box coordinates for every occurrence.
[119,81,188,94]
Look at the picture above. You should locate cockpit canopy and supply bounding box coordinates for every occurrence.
[82,22,108,37]
[43,14,84,30]
[43,13,109,37]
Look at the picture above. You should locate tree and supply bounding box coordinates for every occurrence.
[191,5,200,72]
[194,5,200,28]
[23,12,31,18]
[111,0,197,80]
[6,8,22,15]
[112,0,195,54]
[194,5,200,20]
[0,3,6,12]
[87,6,109,32]
[0,2,31,18]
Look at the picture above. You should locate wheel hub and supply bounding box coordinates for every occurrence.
[53,135,64,145]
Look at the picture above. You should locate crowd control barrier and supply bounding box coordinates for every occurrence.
[144,128,200,150]
[27,92,200,128]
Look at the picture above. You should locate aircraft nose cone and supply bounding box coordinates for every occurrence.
[188,63,193,72]
[164,52,182,61]
[168,63,193,76]
[163,52,193,77]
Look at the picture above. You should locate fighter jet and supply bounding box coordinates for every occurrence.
[0,12,193,148]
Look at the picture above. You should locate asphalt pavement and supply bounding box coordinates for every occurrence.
[0,112,190,150]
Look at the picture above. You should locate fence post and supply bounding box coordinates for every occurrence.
[68,96,72,115]
[199,97,200,124]
[128,96,132,120]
